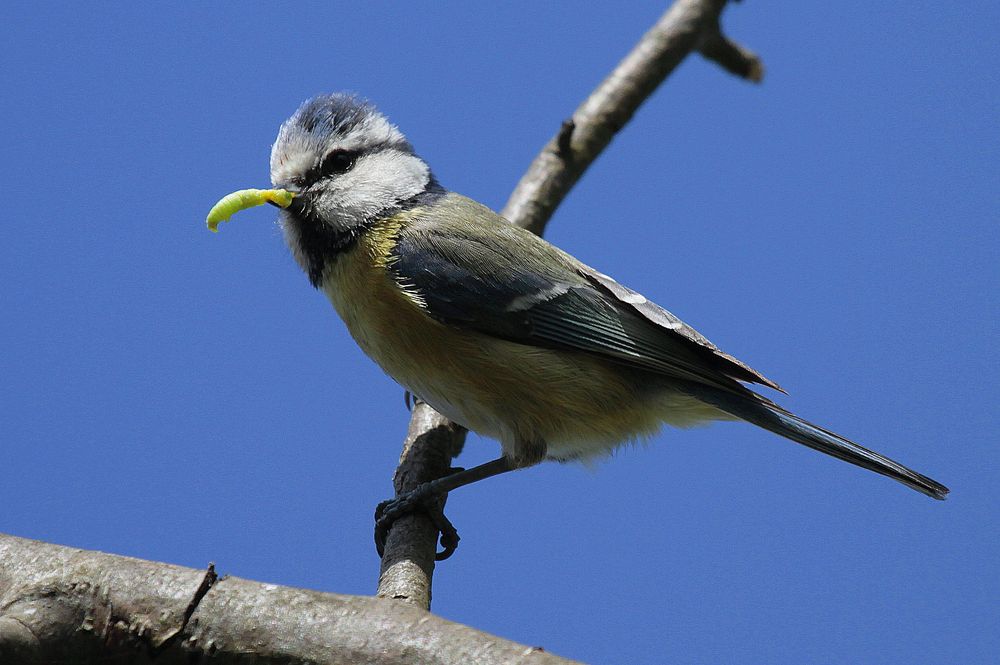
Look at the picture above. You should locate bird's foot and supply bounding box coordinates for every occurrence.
[374,469,465,560]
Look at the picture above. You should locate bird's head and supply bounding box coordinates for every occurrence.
[269,94,439,282]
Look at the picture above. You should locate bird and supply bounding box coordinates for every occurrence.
[213,93,948,558]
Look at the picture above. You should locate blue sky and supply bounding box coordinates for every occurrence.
[2,2,997,663]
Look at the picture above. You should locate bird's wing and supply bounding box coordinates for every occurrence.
[577,265,783,391]
[391,199,781,393]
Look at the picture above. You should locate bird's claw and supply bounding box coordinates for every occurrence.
[374,486,461,561]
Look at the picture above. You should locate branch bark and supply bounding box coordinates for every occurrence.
[0,533,580,664]
[377,0,762,606]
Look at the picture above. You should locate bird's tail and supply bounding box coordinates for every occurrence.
[682,384,949,500]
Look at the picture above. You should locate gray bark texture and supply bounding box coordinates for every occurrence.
[377,0,762,606]
[0,534,580,664]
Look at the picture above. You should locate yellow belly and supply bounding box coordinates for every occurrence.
[321,217,724,462]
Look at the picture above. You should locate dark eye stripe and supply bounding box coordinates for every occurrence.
[320,149,357,176]
[304,149,359,185]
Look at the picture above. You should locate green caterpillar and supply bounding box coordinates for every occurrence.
[206,188,295,232]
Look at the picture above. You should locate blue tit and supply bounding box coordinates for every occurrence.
[226,93,946,554]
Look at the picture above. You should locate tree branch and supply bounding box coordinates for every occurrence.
[0,533,580,664]
[376,402,466,607]
[378,0,762,606]
[501,0,759,235]
[696,14,764,82]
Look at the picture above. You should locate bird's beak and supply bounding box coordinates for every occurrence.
[206,188,297,232]
[269,188,306,216]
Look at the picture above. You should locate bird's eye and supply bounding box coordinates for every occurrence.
[318,149,358,178]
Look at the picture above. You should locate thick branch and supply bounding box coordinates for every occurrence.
[0,533,580,665]
[379,0,761,604]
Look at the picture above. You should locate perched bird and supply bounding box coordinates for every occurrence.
[212,93,947,557]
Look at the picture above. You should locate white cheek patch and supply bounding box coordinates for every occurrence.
[355,151,429,199]
[311,149,431,224]
[359,150,430,197]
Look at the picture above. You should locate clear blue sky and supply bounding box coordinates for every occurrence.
[2,3,997,663]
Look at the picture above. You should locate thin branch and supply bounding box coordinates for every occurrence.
[149,562,218,651]
[376,402,466,607]
[697,15,764,81]
[378,0,762,606]
[0,533,581,665]
[501,0,756,234]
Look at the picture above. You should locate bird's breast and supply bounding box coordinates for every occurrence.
[318,213,723,460]
[318,213,518,438]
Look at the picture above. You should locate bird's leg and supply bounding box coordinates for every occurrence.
[374,456,516,560]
